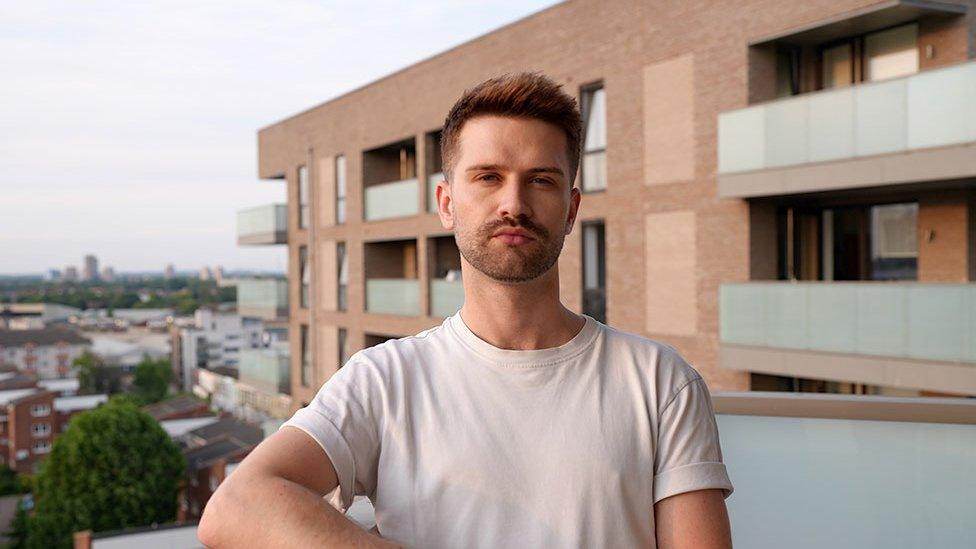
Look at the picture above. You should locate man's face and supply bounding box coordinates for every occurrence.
[437,115,581,284]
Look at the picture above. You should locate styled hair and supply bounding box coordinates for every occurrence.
[441,72,582,187]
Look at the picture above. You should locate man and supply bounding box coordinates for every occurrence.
[199,73,733,548]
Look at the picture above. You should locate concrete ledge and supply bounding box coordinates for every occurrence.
[718,142,976,198]
[712,390,976,425]
[720,343,976,396]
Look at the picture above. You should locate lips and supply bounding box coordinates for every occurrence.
[493,230,535,246]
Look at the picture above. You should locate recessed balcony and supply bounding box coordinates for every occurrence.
[719,282,976,394]
[718,60,976,198]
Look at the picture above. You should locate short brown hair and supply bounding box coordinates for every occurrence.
[441,72,582,186]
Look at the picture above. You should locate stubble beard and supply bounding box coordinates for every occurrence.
[453,210,565,284]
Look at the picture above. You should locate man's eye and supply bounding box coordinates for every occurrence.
[531,177,552,185]
[478,174,499,182]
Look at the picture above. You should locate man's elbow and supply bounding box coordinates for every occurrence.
[197,483,233,547]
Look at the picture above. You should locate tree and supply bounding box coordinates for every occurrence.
[5,499,30,549]
[26,397,185,548]
[73,351,121,395]
[131,355,173,405]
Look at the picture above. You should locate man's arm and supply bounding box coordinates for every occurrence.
[197,426,397,548]
[654,489,732,549]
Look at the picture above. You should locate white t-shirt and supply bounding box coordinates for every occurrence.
[283,312,733,548]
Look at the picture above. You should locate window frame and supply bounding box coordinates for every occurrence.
[579,82,607,193]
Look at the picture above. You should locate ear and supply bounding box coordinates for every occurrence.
[436,178,454,230]
[564,186,582,235]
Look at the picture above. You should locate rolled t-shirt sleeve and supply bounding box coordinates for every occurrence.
[281,357,383,511]
[652,376,733,504]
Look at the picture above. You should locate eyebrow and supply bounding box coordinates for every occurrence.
[464,164,565,176]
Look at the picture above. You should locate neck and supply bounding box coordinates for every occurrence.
[458,260,585,350]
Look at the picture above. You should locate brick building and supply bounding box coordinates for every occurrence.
[0,383,107,474]
[243,0,976,406]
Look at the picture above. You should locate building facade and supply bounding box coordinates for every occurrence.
[0,329,91,379]
[248,0,976,406]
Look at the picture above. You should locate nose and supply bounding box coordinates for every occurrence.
[496,175,533,221]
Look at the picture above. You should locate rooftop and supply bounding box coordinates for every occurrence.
[54,394,108,413]
[186,416,263,448]
[0,327,90,347]
[184,437,254,471]
[142,395,209,421]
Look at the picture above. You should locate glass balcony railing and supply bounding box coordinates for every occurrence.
[237,204,287,245]
[366,278,420,316]
[430,278,463,318]
[237,279,288,321]
[718,60,976,174]
[720,282,976,363]
[364,178,419,221]
[239,346,290,395]
[714,392,976,549]
[427,172,444,213]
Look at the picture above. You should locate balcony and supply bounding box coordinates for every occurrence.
[364,178,419,221]
[239,346,290,395]
[237,204,287,245]
[363,137,418,221]
[365,279,420,316]
[714,392,976,548]
[236,279,288,321]
[719,282,976,394]
[718,60,976,198]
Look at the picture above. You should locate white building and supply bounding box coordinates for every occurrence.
[177,308,263,392]
[0,329,91,379]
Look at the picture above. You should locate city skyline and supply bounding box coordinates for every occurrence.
[0,0,561,274]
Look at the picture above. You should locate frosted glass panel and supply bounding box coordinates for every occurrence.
[807,285,857,353]
[366,279,420,316]
[855,79,907,156]
[718,414,976,549]
[765,97,808,167]
[364,178,419,221]
[718,106,765,173]
[720,282,976,363]
[430,279,464,318]
[237,204,287,238]
[427,172,444,213]
[807,89,854,162]
[907,63,976,149]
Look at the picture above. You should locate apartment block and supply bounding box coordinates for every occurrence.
[249,0,976,405]
[0,328,91,379]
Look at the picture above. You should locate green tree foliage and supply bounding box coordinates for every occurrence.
[131,355,173,405]
[25,397,185,548]
[73,351,122,395]
[5,500,30,549]
[0,464,30,496]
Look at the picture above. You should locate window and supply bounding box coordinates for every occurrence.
[335,155,347,225]
[32,441,51,454]
[580,85,607,192]
[870,203,918,281]
[337,242,348,311]
[298,165,310,229]
[299,246,310,309]
[338,328,348,367]
[31,423,50,437]
[582,221,607,323]
[30,404,50,417]
[209,475,219,492]
[300,325,311,388]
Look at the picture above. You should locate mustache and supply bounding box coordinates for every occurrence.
[476,215,550,240]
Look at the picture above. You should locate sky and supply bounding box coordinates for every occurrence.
[0,0,562,275]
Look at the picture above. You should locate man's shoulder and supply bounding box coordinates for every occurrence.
[344,321,450,371]
[596,320,703,389]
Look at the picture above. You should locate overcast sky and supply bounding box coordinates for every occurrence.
[0,0,561,275]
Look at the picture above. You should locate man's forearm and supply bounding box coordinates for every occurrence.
[199,475,398,548]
